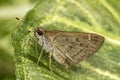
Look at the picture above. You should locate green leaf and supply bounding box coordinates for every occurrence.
[12,0,120,80]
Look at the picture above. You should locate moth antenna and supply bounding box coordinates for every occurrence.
[28,30,31,33]
[15,17,25,22]
[37,43,44,65]
[15,17,20,21]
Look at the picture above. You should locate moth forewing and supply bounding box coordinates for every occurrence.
[34,27,105,68]
[51,32,104,66]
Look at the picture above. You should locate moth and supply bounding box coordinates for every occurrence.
[34,27,104,70]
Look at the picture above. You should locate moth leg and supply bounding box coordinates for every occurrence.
[49,51,53,71]
[37,43,44,65]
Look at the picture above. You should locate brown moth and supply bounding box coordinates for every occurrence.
[34,27,105,70]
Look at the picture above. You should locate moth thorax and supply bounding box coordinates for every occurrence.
[38,35,52,52]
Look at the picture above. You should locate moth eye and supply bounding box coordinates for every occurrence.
[37,30,43,35]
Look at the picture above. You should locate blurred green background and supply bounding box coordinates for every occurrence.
[0,0,120,80]
[0,0,38,80]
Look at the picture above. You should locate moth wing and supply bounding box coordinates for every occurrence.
[52,31,104,66]
[52,46,71,67]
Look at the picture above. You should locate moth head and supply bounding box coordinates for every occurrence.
[34,27,45,45]
[34,27,44,36]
